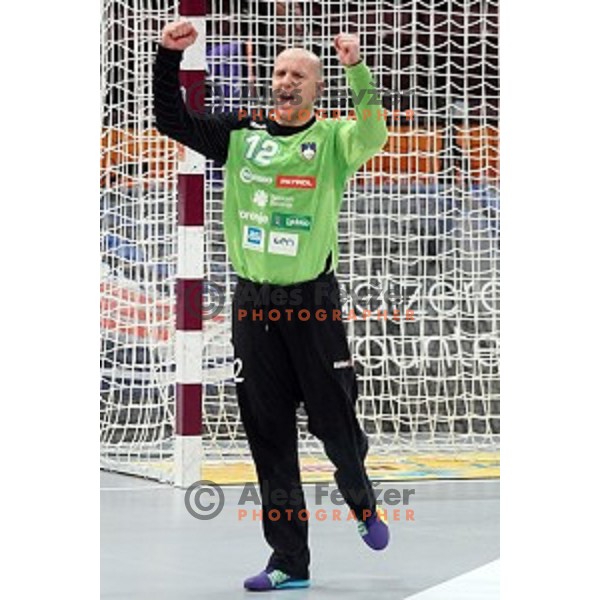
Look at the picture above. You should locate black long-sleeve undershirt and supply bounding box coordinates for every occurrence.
[152,45,242,164]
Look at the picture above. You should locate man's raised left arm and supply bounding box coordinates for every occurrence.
[333,34,388,176]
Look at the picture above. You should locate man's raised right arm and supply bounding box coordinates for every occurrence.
[153,20,239,164]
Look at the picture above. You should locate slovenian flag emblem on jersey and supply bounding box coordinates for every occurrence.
[300,142,317,161]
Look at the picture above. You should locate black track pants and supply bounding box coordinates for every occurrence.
[232,271,377,579]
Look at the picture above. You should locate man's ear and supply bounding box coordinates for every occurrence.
[315,80,325,103]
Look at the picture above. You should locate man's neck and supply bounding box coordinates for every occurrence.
[273,108,315,128]
[266,112,317,138]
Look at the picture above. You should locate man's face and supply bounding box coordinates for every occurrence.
[272,51,322,123]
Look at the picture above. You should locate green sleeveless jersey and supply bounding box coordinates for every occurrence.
[222,63,388,285]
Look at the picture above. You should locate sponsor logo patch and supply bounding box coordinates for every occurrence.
[240,167,273,185]
[275,175,316,189]
[239,210,268,225]
[269,194,294,208]
[252,189,269,208]
[271,213,312,232]
[268,231,299,257]
[243,225,265,251]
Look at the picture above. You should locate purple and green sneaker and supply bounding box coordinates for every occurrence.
[243,568,310,592]
[358,512,390,550]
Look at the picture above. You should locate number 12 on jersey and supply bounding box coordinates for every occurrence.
[244,134,279,167]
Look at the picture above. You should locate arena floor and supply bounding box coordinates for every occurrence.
[101,471,499,599]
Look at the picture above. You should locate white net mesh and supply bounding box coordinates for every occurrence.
[101,0,499,482]
[100,0,179,480]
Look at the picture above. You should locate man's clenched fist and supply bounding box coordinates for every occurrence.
[334,33,361,67]
[161,20,198,51]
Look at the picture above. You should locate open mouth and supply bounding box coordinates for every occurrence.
[277,91,295,105]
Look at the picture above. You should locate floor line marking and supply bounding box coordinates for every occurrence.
[405,559,500,599]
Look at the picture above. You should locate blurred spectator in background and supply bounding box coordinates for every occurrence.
[276,0,304,39]
[206,38,253,108]
[250,0,307,98]
[205,1,305,108]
